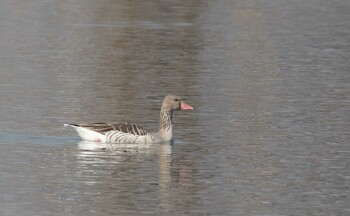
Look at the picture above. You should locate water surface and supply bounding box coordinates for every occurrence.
[0,0,349,215]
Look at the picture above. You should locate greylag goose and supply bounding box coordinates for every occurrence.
[64,95,193,144]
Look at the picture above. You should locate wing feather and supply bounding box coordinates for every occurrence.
[73,123,149,135]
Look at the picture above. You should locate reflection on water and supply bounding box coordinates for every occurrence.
[0,0,349,215]
[74,141,188,215]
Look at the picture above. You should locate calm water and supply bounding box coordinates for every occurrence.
[0,0,349,215]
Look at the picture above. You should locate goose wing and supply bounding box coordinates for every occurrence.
[68,123,149,136]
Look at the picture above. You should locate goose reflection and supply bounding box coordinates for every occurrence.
[74,140,174,211]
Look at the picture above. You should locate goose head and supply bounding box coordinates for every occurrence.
[161,95,194,112]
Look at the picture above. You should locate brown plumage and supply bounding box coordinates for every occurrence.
[70,123,148,136]
[64,95,193,144]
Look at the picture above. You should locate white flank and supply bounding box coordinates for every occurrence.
[64,124,106,142]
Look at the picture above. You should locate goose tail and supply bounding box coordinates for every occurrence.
[64,124,106,143]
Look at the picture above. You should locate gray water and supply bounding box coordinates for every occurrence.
[0,0,349,215]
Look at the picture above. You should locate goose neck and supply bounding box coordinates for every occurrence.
[159,107,173,132]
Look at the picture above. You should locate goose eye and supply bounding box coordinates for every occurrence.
[174,99,179,102]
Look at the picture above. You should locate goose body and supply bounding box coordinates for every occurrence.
[65,95,193,144]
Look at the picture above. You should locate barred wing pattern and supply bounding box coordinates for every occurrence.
[71,122,149,136]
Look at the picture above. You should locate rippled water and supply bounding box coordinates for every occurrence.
[0,0,349,215]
